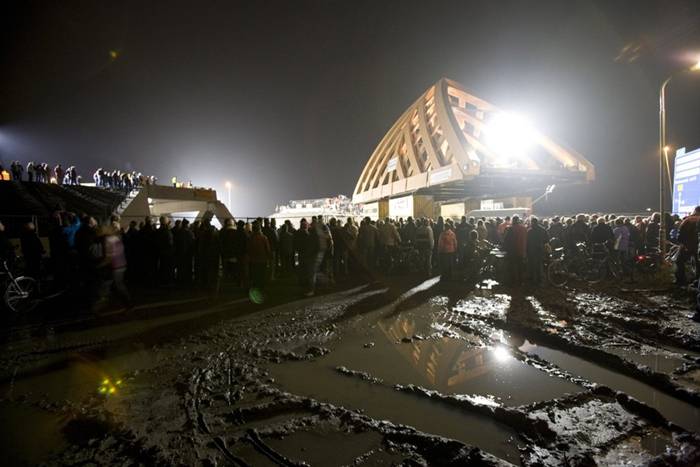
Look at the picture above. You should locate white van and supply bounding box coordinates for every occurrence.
[466,207,531,219]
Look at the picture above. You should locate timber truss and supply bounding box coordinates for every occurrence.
[353,78,594,203]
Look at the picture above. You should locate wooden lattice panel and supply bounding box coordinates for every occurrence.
[353,78,594,204]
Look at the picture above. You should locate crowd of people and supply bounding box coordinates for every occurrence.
[0,160,162,191]
[0,161,80,185]
[92,168,157,193]
[2,207,699,320]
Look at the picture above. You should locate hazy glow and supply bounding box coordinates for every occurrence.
[691,60,700,71]
[483,112,537,166]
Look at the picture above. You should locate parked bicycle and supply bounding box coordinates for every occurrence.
[547,242,600,287]
[587,243,623,284]
[665,243,696,279]
[633,247,662,276]
[2,260,38,313]
[476,241,506,282]
[395,245,423,274]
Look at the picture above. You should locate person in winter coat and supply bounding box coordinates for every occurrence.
[613,218,632,279]
[277,221,295,276]
[645,213,661,250]
[174,219,195,284]
[102,222,131,308]
[232,220,249,286]
[456,216,473,269]
[476,220,488,249]
[219,218,237,280]
[156,216,174,286]
[415,218,435,276]
[247,222,271,290]
[196,217,220,289]
[437,221,457,281]
[357,217,379,270]
[590,217,614,247]
[262,218,278,280]
[676,206,700,285]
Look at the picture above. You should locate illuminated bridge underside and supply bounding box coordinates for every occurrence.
[353,78,594,204]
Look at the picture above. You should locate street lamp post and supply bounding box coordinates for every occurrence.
[658,60,700,257]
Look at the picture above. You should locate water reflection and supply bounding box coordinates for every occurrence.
[521,341,700,432]
[375,315,581,405]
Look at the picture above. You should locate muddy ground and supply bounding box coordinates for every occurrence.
[1,275,699,466]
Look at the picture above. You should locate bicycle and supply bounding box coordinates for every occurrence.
[2,260,38,313]
[547,242,600,287]
[633,247,662,276]
[476,241,506,282]
[587,243,623,284]
[665,243,696,280]
[395,245,423,274]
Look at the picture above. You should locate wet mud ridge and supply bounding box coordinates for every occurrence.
[2,279,700,466]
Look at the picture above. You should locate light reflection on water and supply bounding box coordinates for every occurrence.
[519,339,700,432]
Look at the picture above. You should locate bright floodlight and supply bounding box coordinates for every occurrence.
[483,112,537,166]
[224,181,232,189]
[691,60,700,71]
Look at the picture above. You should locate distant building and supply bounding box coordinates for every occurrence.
[270,195,360,227]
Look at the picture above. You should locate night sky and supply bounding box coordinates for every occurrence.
[2,0,700,216]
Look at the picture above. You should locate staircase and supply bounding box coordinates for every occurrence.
[114,187,142,217]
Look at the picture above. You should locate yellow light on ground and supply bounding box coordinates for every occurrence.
[98,376,124,396]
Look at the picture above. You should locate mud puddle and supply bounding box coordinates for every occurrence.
[594,429,675,466]
[267,360,521,464]
[0,344,161,465]
[517,339,700,432]
[605,347,686,374]
[265,426,385,466]
[2,344,160,404]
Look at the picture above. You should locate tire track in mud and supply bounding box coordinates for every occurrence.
[187,351,516,466]
[195,280,698,466]
[444,289,700,408]
[24,278,700,466]
[181,278,524,465]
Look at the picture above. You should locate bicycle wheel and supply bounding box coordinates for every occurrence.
[607,258,623,280]
[547,260,568,287]
[4,276,37,313]
[582,258,605,284]
[480,257,497,280]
